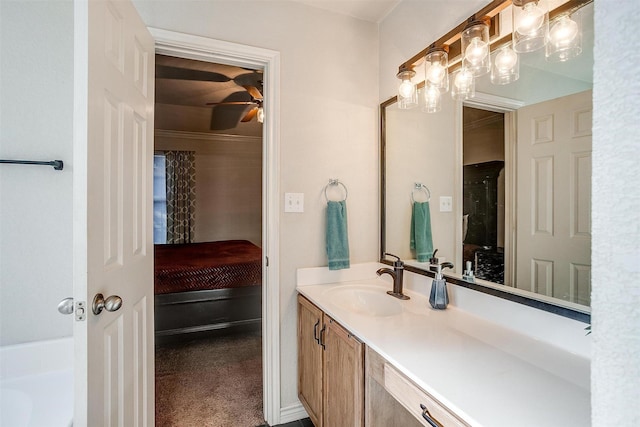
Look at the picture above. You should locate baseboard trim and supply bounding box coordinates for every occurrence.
[279,402,308,424]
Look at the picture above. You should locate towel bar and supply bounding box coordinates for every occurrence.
[0,159,64,170]
[411,182,431,203]
[324,179,348,202]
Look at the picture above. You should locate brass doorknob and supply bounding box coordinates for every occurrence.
[92,293,123,315]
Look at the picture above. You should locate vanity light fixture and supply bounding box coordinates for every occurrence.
[546,13,582,62]
[491,45,520,85]
[450,68,475,101]
[461,18,491,76]
[424,45,449,92]
[512,0,549,53]
[397,66,418,109]
[422,85,442,113]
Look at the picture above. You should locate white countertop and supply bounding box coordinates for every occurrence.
[297,267,590,427]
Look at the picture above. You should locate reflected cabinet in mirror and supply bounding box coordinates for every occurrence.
[381,0,593,320]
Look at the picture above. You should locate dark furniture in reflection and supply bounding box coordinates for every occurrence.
[154,240,262,343]
[463,161,504,284]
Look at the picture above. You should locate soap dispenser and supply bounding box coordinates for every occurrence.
[429,264,449,310]
[462,261,475,283]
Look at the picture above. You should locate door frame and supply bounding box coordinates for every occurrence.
[151,28,282,425]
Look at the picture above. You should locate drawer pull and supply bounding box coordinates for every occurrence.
[313,319,320,344]
[420,404,442,427]
[319,324,327,350]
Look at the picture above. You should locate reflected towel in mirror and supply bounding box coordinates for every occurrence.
[326,200,350,270]
[410,201,434,262]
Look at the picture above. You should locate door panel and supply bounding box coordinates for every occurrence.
[74,0,155,425]
[516,90,592,305]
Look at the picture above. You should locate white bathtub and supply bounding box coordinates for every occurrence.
[0,337,73,427]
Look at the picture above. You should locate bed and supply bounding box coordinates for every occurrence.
[154,240,262,343]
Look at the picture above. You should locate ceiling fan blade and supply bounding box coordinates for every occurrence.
[206,101,256,106]
[156,65,230,82]
[243,85,263,100]
[241,107,259,122]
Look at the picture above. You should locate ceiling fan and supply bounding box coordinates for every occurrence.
[206,84,264,123]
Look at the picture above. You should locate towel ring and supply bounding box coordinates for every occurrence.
[324,179,348,202]
[411,183,431,203]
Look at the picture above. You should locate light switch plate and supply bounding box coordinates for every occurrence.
[439,196,452,212]
[285,193,304,213]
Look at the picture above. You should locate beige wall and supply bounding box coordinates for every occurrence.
[0,0,74,346]
[155,131,263,247]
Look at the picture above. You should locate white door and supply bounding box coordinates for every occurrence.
[516,90,592,305]
[73,0,155,425]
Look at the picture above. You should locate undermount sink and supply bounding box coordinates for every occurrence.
[324,284,403,317]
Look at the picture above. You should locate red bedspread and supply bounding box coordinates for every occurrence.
[154,240,262,295]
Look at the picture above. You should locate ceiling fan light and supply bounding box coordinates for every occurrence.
[546,13,582,62]
[491,46,520,85]
[396,68,418,109]
[512,0,549,53]
[257,107,264,123]
[424,47,449,92]
[461,20,490,76]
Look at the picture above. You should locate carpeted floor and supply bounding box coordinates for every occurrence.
[155,330,265,427]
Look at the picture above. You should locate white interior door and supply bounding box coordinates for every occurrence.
[73,0,155,425]
[516,90,592,305]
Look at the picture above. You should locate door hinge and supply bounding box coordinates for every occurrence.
[75,301,86,321]
[265,256,269,267]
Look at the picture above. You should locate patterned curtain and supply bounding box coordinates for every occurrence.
[165,151,196,244]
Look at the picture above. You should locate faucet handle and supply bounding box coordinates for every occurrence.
[383,252,404,267]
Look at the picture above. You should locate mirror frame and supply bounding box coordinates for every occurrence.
[379,0,592,324]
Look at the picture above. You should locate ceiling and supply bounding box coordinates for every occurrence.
[155,55,264,136]
[292,0,401,23]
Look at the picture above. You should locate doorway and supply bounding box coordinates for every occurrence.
[462,106,506,284]
[150,30,282,425]
[152,54,265,425]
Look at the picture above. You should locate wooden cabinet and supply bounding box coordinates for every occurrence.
[298,294,364,427]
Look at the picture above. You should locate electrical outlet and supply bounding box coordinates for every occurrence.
[284,193,304,213]
[439,196,452,212]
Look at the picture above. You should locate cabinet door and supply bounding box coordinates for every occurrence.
[323,317,364,427]
[298,295,324,427]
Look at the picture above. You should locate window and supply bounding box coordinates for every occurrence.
[153,154,167,244]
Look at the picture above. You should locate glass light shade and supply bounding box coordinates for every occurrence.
[424,48,449,92]
[451,68,475,101]
[512,0,549,52]
[491,46,520,85]
[461,21,490,76]
[546,14,582,62]
[397,69,418,109]
[422,85,442,113]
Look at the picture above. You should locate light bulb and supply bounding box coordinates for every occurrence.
[465,37,489,65]
[423,85,441,113]
[454,69,474,91]
[257,107,264,123]
[426,63,445,85]
[398,79,415,98]
[516,2,545,36]
[549,16,579,48]
[495,48,518,71]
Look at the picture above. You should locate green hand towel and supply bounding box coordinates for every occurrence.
[410,201,434,263]
[326,200,350,270]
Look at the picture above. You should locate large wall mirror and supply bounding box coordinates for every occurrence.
[381,0,593,321]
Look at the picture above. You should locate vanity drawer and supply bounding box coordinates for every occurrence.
[383,363,469,427]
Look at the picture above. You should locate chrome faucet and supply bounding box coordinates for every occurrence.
[377,253,410,300]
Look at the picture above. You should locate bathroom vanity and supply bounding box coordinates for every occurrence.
[297,263,590,427]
